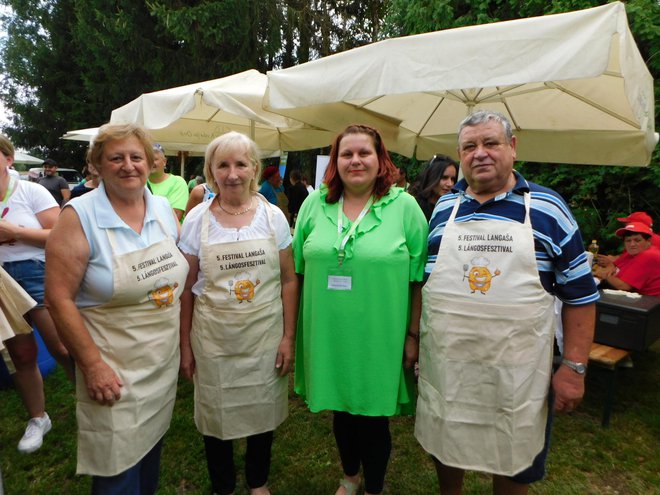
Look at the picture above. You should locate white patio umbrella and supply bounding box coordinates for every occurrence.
[62,125,282,176]
[108,69,332,161]
[265,2,656,166]
[62,127,207,157]
[13,152,43,165]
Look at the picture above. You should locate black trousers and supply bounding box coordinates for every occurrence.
[333,411,391,493]
[203,431,273,495]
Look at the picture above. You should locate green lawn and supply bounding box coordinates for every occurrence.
[1,342,659,494]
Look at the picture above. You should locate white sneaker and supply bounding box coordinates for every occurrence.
[17,413,52,454]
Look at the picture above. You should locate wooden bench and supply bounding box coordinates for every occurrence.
[588,342,631,427]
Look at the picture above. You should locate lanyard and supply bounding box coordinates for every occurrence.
[0,175,17,217]
[337,194,373,266]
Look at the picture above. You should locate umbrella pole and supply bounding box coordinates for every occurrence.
[250,120,255,140]
[178,151,186,177]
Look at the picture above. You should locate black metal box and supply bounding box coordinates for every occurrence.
[594,292,660,351]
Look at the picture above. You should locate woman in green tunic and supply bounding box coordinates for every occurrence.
[292,124,428,495]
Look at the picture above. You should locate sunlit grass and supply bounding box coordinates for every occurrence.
[1,342,659,494]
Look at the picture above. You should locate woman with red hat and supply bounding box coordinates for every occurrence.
[594,221,660,296]
[616,211,660,248]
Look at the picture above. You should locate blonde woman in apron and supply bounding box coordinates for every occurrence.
[415,111,597,495]
[46,124,188,495]
[179,132,298,495]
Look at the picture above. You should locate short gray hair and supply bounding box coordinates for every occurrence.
[203,132,261,195]
[458,110,513,144]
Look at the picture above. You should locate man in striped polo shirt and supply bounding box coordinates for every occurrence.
[414,110,598,495]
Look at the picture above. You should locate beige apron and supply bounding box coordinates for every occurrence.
[191,200,288,440]
[0,265,36,347]
[415,193,555,476]
[76,218,188,476]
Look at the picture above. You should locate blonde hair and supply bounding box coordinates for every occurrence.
[203,132,261,195]
[0,134,15,158]
[89,123,155,170]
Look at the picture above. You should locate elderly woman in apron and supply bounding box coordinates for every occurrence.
[179,132,298,495]
[46,123,188,495]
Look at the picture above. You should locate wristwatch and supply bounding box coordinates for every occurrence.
[561,358,587,375]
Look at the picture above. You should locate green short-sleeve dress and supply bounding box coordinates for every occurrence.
[293,186,428,416]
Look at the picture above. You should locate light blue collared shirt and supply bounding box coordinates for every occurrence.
[67,182,179,307]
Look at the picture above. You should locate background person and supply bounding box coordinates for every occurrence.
[408,154,459,221]
[37,158,70,206]
[0,264,49,455]
[594,222,660,296]
[179,132,297,495]
[187,173,200,191]
[415,111,598,495]
[301,174,314,193]
[393,166,409,190]
[616,211,660,248]
[293,124,428,495]
[70,159,100,199]
[147,143,189,221]
[184,181,215,217]
[285,169,309,227]
[0,134,73,453]
[259,165,290,224]
[45,123,188,494]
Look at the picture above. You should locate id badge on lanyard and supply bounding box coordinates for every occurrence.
[328,195,373,291]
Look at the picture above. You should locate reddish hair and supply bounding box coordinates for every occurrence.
[323,124,396,203]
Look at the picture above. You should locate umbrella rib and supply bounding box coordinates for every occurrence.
[418,98,446,137]
[459,88,484,111]
[354,95,385,108]
[192,89,223,124]
[206,109,222,123]
[478,84,527,101]
[546,81,640,128]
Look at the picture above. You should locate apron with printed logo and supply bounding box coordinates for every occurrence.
[191,200,287,440]
[76,218,188,476]
[415,193,555,476]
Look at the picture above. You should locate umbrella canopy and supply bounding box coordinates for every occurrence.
[265,2,656,166]
[109,69,332,155]
[62,127,282,160]
[62,127,206,157]
[13,152,43,165]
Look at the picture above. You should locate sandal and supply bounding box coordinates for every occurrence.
[337,478,359,495]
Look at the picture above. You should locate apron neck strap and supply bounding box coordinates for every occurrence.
[522,191,532,226]
[448,190,532,225]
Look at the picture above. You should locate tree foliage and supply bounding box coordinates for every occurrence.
[0,0,386,165]
[0,0,84,159]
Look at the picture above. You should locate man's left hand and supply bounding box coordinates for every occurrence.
[552,364,585,413]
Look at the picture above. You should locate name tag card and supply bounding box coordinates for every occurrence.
[328,275,352,291]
